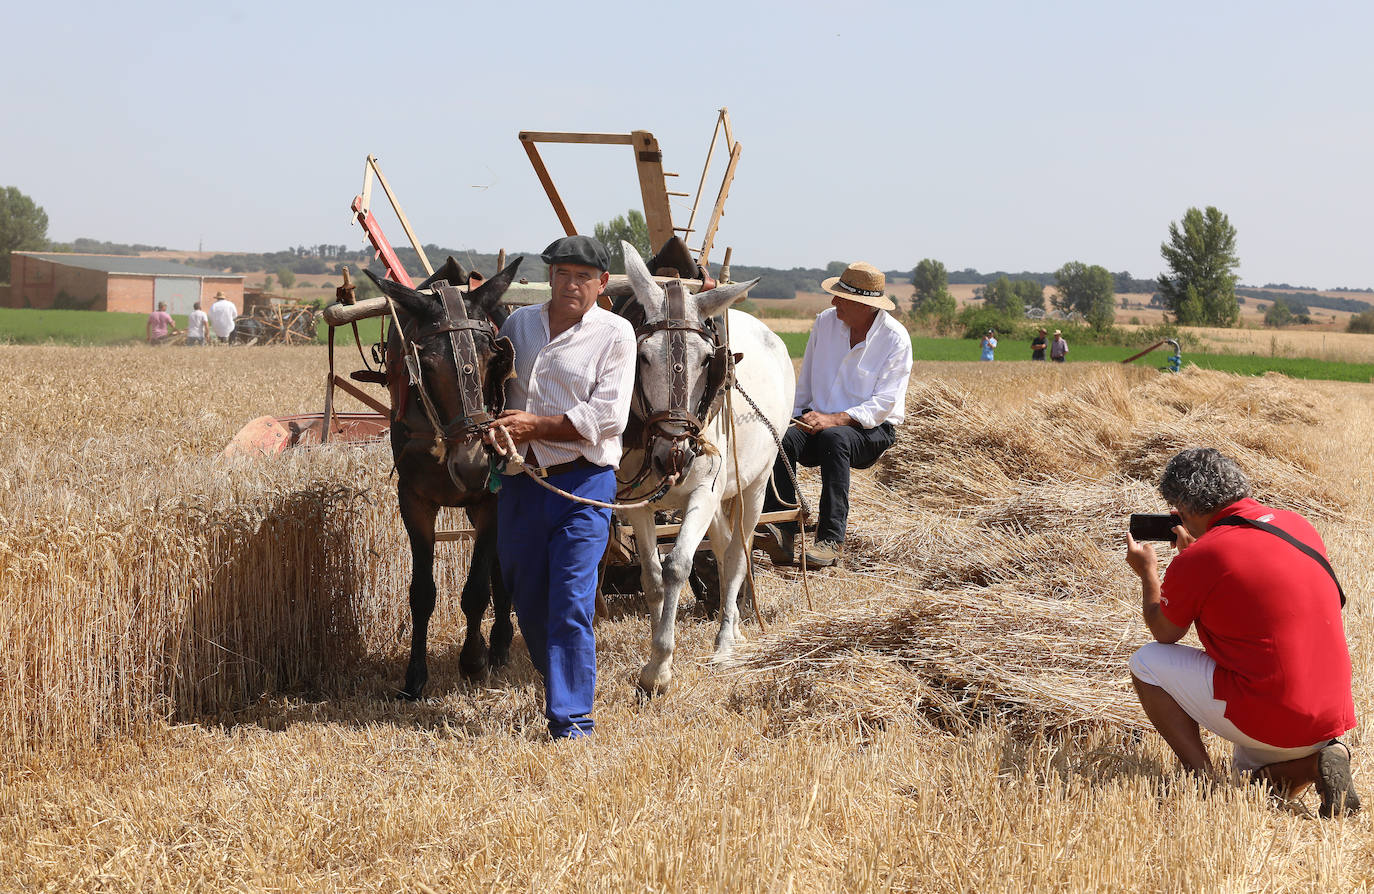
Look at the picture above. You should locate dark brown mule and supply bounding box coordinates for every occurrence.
[366,257,521,699]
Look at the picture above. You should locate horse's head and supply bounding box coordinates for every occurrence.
[367,257,522,491]
[618,240,759,479]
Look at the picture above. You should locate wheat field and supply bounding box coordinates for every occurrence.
[2,344,1372,892]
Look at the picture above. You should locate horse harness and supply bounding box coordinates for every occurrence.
[395,282,513,460]
[619,280,734,498]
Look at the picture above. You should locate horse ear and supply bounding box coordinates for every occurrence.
[418,256,466,290]
[621,240,664,313]
[365,269,438,320]
[695,277,761,319]
[469,256,523,317]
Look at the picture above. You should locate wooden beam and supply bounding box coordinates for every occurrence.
[435,529,475,542]
[649,508,801,541]
[630,130,675,252]
[697,141,742,268]
[685,113,723,244]
[521,140,577,236]
[330,374,390,415]
[367,155,433,277]
[519,131,634,145]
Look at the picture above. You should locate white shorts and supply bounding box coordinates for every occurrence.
[1129,642,1332,772]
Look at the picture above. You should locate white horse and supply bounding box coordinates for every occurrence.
[615,242,795,694]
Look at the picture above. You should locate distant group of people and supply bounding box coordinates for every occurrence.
[145,291,238,345]
[980,327,1068,362]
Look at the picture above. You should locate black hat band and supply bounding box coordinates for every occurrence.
[834,279,883,298]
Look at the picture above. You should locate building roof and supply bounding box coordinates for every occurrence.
[16,252,243,278]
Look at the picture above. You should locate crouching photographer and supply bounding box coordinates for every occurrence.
[1124,447,1359,815]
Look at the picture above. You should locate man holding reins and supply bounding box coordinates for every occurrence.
[758,261,913,568]
[487,235,636,740]
[1126,448,1358,814]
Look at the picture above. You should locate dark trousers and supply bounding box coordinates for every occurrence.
[763,421,896,544]
[497,464,613,738]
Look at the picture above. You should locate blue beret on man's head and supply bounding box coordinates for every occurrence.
[541,234,610,272]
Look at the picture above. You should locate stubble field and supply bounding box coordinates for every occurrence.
[2,343,1372,892]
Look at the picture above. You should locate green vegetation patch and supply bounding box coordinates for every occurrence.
[0,307,187,345]
[776,332,1374,383]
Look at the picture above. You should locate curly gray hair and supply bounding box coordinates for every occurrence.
[1158,447,1251,516]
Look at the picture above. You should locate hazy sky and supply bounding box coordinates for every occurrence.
[5,1,1372,288]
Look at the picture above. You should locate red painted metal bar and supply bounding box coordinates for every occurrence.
[1121,339,1166,364]
[351,195,414,288]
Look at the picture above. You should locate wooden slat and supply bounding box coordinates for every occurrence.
[519,131,634,145]
[649,509,801,541]
[522,140,577,236]
[630,130,676,252]
[368,155,433,277]
[698,141,742,268]
[435,529,475,542]
[330,374,390,415]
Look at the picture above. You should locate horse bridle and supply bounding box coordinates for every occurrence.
[620,280,732,497]
[397,282,512,457]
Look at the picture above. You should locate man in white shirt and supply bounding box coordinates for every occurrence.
[186,301,210,346]
[208,291,238,343]
[488,234,636,739]
[759,261,913,567]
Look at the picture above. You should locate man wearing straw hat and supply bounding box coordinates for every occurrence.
[1125,448,1358,815]
[758,261,913,568]
[489,234,635,740]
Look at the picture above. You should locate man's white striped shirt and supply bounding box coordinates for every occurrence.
[500,302,637,469]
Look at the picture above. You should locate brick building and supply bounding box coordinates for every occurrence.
[4,252,244,315]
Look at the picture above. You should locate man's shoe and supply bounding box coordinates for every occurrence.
[1317,740,1361,818]
[804,540,842,568]
[754,524,795,566]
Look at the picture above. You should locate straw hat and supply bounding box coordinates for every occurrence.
[820,262,895,311]
[1053,329,1062,336]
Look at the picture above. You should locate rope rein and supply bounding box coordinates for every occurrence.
[489,424,677,511]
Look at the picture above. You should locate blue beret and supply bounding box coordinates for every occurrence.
[540,234,610,272]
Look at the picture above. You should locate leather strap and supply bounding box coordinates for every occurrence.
[1212,515,1346,608]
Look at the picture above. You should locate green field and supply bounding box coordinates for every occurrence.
[4,308,1372,382]
[775,332,1374,383]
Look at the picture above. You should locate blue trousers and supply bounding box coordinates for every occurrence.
[497,465,613,738]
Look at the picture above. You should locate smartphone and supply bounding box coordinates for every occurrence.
[1129,513,1181,543]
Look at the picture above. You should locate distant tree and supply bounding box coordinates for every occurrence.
[0,186,50,282]
[1012,278,1044,311]
[825,260,848,277]
[264,274,274,291]
[909,258,956,319]
[1263,298,1293,328]
[592,209,650,274]
[1054,261,1116,330]
[1158,206,1240,327]
[1347,309,1374,334]
[982,275,1025,317]
[276,267,296,290]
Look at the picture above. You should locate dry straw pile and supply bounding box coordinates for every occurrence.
[727,365,1345,738]
[0,346,458,754]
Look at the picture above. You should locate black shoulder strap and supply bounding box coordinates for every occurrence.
[1212,515,1346,608]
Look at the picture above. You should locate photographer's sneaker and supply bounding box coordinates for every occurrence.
[1317,740,1361,818]
[804,540,842,568]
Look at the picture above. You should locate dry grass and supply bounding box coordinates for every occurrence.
[2,347,1373,891]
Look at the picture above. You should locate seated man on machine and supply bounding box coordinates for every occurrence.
[757,261,913,568]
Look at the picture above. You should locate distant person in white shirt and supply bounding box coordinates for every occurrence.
[208,291,238,342]
[487,234,635,740]
[759,261,913,568]
[186,301,210,346]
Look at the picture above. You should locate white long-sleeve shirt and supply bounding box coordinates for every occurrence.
[208,299,237,338]
[793,308,913,427]
[500,302,636,468]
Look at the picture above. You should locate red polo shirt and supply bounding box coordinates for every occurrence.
[1160,498,1355,747]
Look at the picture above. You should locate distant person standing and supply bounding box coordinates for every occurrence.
[186,301,210,346]
[209,291,238,343]
[1051,330,1068,363]
[1031,327,1048,361]
[146,302,177,345]
[980,329,997,362]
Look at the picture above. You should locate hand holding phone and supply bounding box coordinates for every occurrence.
[1129,513,1181,544]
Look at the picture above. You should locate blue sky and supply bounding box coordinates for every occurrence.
[4,0,1371,288]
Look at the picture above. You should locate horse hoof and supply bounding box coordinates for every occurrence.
[459,656,489,680]
[637,666,673,696]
